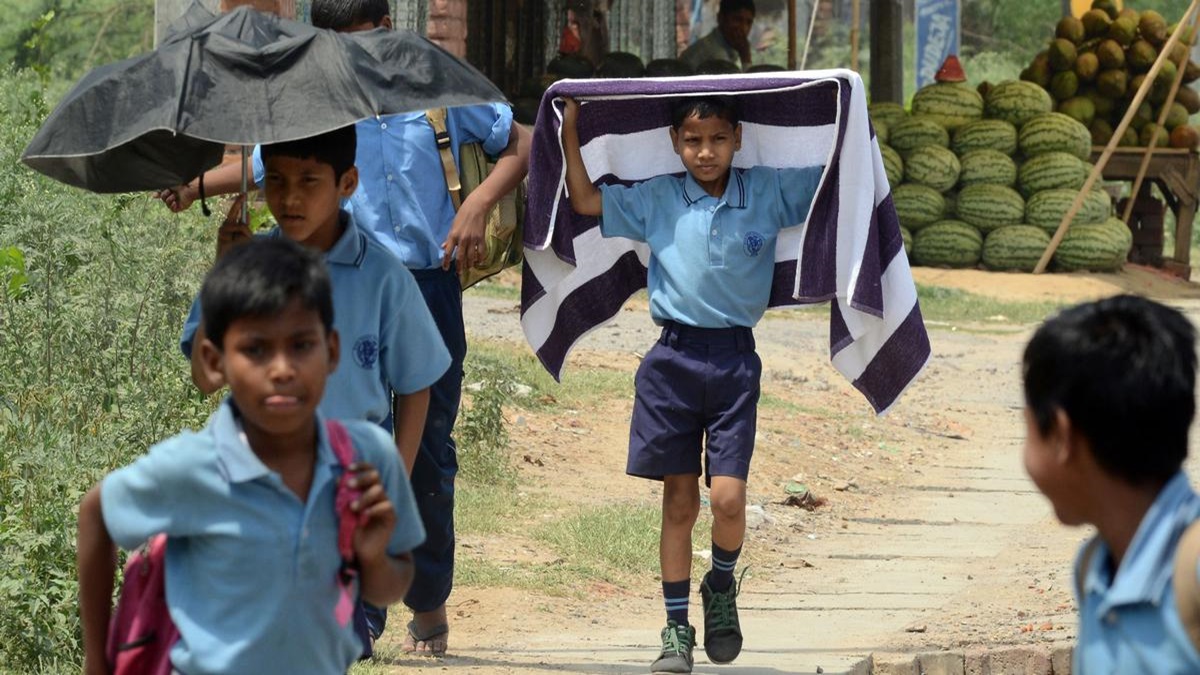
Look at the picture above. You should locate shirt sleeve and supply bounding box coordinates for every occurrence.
[179,294,202,359]
[251,145,266,187]
[378,266,451,394]
[775,165,826,226]
[347,422,426,555]
[100,438,204,550]
[446,103,514,158]
[599,182,653,242]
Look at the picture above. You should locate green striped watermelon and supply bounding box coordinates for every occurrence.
[900,225,913,256]
[956,184,1026,234]
[1053,220,1131,271]
[890,117,951,157]
[1025,188,1111,233]
[880,144,904,188]
[892,183,946,231]
[911,83,984,130]
[982,225,1052,271]
[869,101,908,129]
[904,145,961,192]
[958,150,1018,188]
[984,80,1054,128]
[944,190,958,218]
[952,119,1019,155]
[875,120,890,145]
[1018,152,1087,196]
[911,220,983,268]
[1018,112,1092,160]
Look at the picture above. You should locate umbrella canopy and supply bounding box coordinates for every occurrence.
[21,4,507,193]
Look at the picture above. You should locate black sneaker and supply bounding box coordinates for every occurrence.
[650,620,695,674]
[700,571,743,663]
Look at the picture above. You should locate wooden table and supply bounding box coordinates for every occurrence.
[1090,147,1200,279]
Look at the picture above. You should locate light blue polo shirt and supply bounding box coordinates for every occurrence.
[251,103,513,269]
[1074,471,1200,674]
[101,399,425,674]
[600,165,823,328]
[181,211,450,428]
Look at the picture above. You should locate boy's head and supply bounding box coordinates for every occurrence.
[199,238,339,435]
[668,97,742,193]
[717,0,755,50]
[310,0,391,31]
[1022,295,1196,522]
[260,125,358,250]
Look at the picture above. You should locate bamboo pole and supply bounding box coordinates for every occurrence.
[1033,0,1200,273]
[800,0,820,70]
[850,0,860,72]
[788,0,797,70]
[1120,8,1200,224]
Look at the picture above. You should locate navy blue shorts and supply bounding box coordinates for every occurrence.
[627,321,761,485]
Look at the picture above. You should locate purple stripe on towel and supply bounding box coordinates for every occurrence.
[852,304,931,412]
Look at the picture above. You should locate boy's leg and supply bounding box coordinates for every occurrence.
[653,474,701,674]
[700,478,748,664]
[403,268,466,656]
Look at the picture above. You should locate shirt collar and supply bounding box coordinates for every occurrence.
[682,168,748,208]
[1085,471,1200,608]
[265,210,366,268]
[210,399,339,484]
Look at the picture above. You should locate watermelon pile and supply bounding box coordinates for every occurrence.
[873,68,1131,272]
[1019,0,1200,150]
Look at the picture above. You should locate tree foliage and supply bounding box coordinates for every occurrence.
[0,0,153,79]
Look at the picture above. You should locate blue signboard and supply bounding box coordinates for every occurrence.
[916,0,960,90]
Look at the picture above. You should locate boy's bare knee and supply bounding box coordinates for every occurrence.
[709,491,745,522]
[662,483,701,528]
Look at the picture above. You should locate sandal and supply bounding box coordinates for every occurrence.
[401,619,450,657]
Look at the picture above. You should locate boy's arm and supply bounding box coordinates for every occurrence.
[156,158,246,213]
[561,98,603,217]
[442,121,535,274]
[78,485,116,675]
[348,463,416,606]
[392,388,431,475]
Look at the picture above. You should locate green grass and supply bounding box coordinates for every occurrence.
[465,277,520,302]
[915,283,1067,325]
[468,339,634,410]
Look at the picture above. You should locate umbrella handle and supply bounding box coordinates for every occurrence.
[240,146,249,224]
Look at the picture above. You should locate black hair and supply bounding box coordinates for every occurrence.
[1022,294,1196,486]
[670,96,740,130]
[719,0,756,15]
[201,238,334,350]
[260,125,357,181]
[310,0,389,30]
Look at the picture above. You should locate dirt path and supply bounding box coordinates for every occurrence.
[372,268,1200,675]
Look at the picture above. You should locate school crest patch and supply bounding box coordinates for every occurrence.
[353,335,379,369]
[743,232,765,257]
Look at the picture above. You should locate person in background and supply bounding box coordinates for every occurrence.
[679,0,755,72]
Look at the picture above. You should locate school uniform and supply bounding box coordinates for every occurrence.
[1074,471,1200,674]
[101,400,424,674]
[599,165,823,483]
[181,211,450,429]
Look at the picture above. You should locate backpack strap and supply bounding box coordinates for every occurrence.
[1173,519,1200,654]
[425,108,462,210]
[325,419,364,627]
[1075,535,1103,601]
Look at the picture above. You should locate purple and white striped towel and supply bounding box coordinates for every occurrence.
[520,70,929,414]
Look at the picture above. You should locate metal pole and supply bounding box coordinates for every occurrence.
[240,145,249,224]
[851,0,860,71]
[788,0,797,70]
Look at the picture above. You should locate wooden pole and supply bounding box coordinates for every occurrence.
[850,0,860,72]
[1033,0,1200,274]
[788,0,797,70]
[1120,8,1200,224]
[800,0,820,69]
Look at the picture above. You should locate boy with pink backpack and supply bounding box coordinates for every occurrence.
[76,238,425,674]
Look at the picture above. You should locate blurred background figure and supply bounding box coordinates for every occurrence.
[679,0,755,71]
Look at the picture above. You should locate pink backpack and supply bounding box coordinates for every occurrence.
[106,420,364,674]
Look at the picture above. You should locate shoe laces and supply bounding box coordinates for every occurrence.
[706,568,748,631]
[660,621,694,655]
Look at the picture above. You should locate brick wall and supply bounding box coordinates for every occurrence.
[427,0,467,58]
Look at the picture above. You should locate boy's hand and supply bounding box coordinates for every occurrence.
[441,201,488,274]
[216,194,252,259]
[563,97,580,127]
[346,462,397,567]
[156,182,198,213]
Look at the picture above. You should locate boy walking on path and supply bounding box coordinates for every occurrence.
[161,0,533,654]
[179,125,449,657]
[78,238,425,674]
[560,95,823,673]
[1022,295,1200,673]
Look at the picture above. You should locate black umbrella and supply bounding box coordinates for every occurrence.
[21,3,507,193]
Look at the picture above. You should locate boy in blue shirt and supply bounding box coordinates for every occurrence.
[1022,295,1200,674]
[78,238,426,674]
[161,1,531,654]
[561,95,823,673]
[178,124,450,656]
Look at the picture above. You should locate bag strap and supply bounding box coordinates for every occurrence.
[325,419,364,627]
[1173,519,1200,654]
[425,108,462,210]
